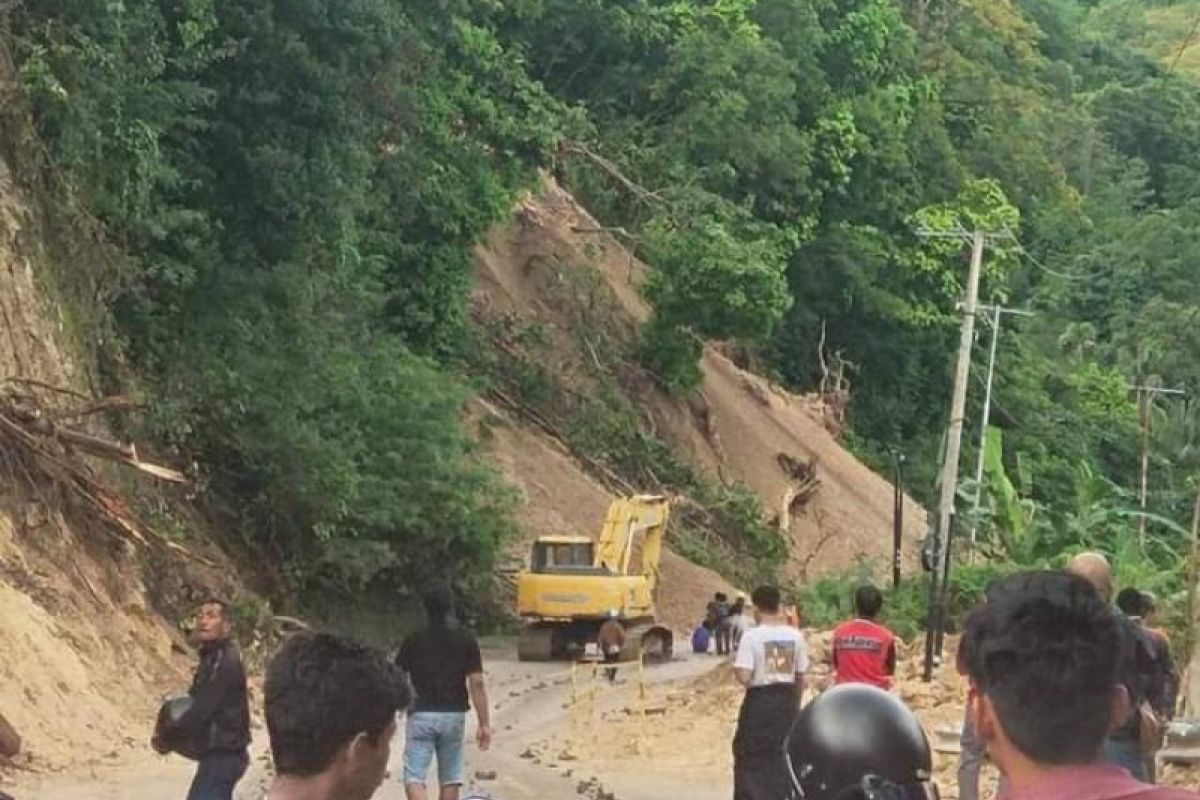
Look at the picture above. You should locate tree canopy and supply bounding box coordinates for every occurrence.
[6,0,1200,616]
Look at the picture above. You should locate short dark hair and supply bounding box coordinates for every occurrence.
[854,584,884,618]
[265,632,412,776]
[1115,587,1148,617]
[424,585,456,623]
[961,571,1121,765]
[751,585,781,613]
[1141,590,1158,613]
[715,592,728,602]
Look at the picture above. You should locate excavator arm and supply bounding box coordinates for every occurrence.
[593,495,671,592]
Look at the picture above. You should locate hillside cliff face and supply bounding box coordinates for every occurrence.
[0,168,924,776]
[0,152,194,774]
[470,179,926,619]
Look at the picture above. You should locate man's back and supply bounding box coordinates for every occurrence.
[832,618,896,690]
[735,623,808,687]
[397,625,482,712]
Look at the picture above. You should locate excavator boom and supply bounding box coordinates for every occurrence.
[593,494,671,587]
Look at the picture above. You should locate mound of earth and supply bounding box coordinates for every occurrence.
[472,178,926,584]
[477,397,735,633]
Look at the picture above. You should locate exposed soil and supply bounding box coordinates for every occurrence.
[471,178,927,584]
[477,397,736,633]
[0,128,236,788]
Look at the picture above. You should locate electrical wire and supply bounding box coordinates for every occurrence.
[1000,229,1099,283]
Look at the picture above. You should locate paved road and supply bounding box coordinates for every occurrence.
[12,647,730,800]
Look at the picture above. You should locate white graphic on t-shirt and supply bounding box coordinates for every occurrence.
[763,640,797,679]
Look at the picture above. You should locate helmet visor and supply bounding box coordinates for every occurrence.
[785,758,940,800]
[834,776,939,800]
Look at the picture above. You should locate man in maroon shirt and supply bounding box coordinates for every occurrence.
[831,584,896,690]
[960,570,1197,800]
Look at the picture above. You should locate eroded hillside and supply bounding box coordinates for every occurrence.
[470,178,926,616]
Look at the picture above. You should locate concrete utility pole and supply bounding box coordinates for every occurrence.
[917,226,1006,682]
[936,230,985,573]
[1129,382,1186,550]
[968,304,1035,557]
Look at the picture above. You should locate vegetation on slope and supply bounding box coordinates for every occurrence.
[3,0,1199,622]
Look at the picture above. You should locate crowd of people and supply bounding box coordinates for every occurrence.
[152,588,490,800]
[726,553,1194,800]
[140,553,1194,800]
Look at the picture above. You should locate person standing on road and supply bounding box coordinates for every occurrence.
[597,610,626,683]
[707,592,732,656]
[1067,553,1166,782]
[154,598,251,800]
[1116,587,1177,781]
[731,585,809,800]
[831,584,896,690]
[397,587,492,800]
[264,632,412,800]
[729,594,751,652]
[960,570,1197,800]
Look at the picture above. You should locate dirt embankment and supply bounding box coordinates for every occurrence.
[529,636,1200,797]
[475,396,736,632]
[0,136,241,784]
[471,178,926,600]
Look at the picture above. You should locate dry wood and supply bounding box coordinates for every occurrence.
[562,142,664,206]
[0,380,203,563]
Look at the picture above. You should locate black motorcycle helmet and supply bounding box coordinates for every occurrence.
[154,694,203,760]
[784,684,937,800]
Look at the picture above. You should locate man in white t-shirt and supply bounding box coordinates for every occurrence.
[731,585,808,800]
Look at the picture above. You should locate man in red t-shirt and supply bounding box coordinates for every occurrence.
[831,584,896,690]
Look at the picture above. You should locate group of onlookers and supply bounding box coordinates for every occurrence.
[153,588,489,800]
[725,555,1193,800]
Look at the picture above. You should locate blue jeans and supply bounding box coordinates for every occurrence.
[404,712,467,787]
[186,750,248,800]
[1102,737,1148,782]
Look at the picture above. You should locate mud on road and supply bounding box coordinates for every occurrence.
[10,646,730,800]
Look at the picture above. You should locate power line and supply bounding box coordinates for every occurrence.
[1001,230,1097,282]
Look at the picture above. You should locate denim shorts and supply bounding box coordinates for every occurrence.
[403,712,467,786]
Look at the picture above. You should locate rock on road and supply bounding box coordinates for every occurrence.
[11,646,730,800]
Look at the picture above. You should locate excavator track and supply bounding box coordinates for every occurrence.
[623,623,673,664]
[517,625,556,662]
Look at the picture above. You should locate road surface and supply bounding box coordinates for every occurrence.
[10,647,731,800]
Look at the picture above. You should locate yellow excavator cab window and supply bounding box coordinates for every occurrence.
[530,541,597,573]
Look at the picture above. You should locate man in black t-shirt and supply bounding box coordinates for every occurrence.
[397,588,492,800]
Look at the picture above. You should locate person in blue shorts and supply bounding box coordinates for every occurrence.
[397,587,493,800]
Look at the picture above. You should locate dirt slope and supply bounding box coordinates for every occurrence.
[0,137,210,782]
[472,178,926,585]
[476,397,736,632]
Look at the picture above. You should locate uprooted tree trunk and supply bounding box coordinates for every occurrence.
[817,322,854,439]
[773,453,820,533]
[0,377,202,563]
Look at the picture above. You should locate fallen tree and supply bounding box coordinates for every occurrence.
[0,377,203,562]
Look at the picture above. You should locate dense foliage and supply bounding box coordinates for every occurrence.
[5,0,1200,617]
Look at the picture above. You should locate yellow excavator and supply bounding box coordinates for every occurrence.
[515,495,674,662]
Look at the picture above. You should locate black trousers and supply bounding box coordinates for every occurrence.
[732,684,798,800]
